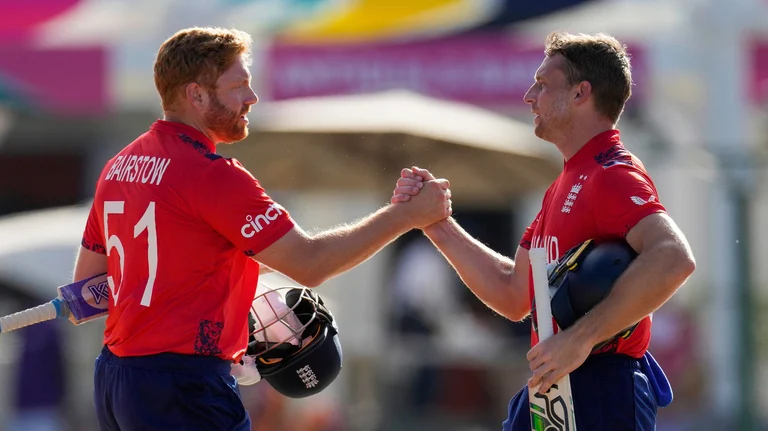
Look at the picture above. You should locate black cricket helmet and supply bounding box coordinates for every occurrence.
[246,285,342,398]
[549,239,637,331]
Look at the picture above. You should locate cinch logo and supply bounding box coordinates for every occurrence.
[241,204,284,238]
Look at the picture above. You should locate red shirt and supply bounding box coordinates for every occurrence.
[82,120,294,362]
[520,130,665,358]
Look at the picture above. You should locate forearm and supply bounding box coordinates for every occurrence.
[73,247,107,282]
[307,205,411,285]
[258,265,274,275]
[570,241,695,345]
[423,218,527,320]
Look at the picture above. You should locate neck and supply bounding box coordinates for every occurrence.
[162,111,217,144]
[555,118,616,161]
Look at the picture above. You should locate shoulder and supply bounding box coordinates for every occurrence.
[203,156,252,178]
[589,142,653,180]
[199,156,263,195]
[587,164,657,201]
[584,155,663,215]
[592,141,638,170]
[145,126,225,164]
[156,131,236,180]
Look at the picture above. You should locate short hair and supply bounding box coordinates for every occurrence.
[544,31,632,123]
[154,27,253,111]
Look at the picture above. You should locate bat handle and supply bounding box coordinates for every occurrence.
[530,248,554,341]
[0,301,61,333]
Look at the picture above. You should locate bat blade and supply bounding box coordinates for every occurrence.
[58,273,110,325]
[528,248,577,431]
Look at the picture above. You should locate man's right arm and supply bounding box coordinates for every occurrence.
[253,204,412,287]
[75,201,108,282]
[195,159,451,288]
[421,218,531,321]
[257,178,451,287]
[392,167,531,321]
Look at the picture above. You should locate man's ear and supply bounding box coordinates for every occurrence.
[184,82,208,110]
[573,81,592,106]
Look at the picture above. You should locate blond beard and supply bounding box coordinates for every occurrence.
[205,94,248,144]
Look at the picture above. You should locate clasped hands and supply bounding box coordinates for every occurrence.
[390,166,452,229]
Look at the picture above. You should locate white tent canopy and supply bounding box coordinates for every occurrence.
[0,205,88,300]
[251,90,551,158]
[220,90,562,204]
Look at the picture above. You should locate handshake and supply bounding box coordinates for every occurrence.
[389,166,452,230]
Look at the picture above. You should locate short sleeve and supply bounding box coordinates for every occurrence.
[519,183,556,250]
[81,202,106,254]
[194,158,295,256]
[592,166,666,238]
[519,211,540,250]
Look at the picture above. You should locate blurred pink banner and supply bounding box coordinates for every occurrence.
[0,0,81,45]
[266,35,648,106]
[751,40,768,105]
[0,47,108,115]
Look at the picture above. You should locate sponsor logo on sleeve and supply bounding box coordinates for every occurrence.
[241,204,285,238]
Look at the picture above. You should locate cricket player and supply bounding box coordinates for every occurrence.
[73,27,452,431]
[392,32,696,430]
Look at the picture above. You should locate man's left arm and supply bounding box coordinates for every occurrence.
[569,212,696,349]
[573,165,697,347]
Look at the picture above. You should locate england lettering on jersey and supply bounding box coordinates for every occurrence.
[530,235,560,264]
[104,155,171,185]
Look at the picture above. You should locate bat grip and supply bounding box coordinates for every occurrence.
[0,301,59,333]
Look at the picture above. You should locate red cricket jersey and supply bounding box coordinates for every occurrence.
[520,130,665,358]
[81,120,295,362]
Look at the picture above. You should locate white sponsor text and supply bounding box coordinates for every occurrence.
[240,204,284,238]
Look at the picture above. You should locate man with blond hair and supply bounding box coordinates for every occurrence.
[393,32,696,430]
[75,27,452,430]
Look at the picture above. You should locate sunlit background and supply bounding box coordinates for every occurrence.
[0,0,767,430]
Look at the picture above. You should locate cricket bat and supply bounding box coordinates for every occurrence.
[0,273,110,333]
[528,248,577,431]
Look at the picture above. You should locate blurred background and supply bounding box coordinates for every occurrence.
[0,0,767,429]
